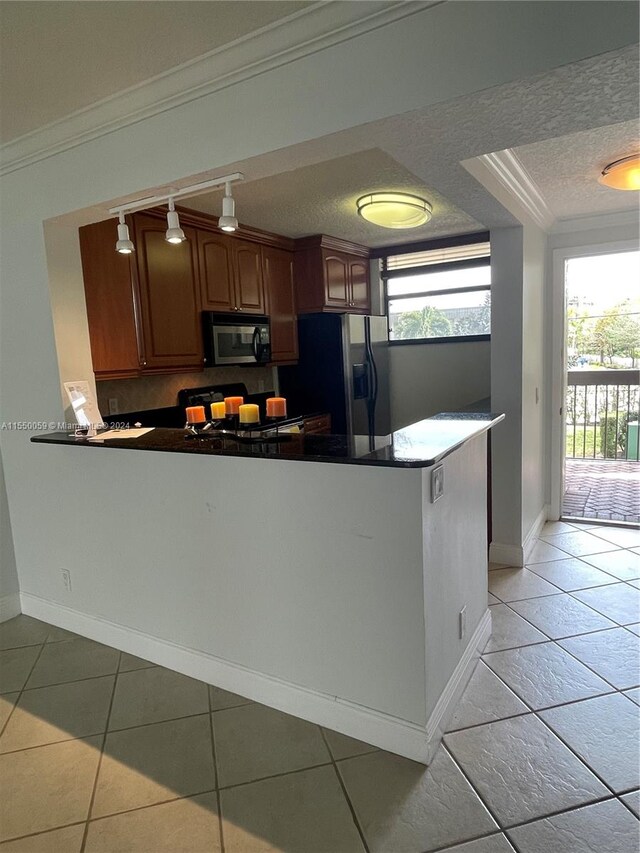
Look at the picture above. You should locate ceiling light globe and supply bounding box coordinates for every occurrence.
[598,154,640,191]
[356,192,432,229]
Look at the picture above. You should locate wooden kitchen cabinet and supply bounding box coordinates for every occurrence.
[132,213,204,371]
[79,207,297,380]
[293,235,371,314]
[233,239,265,314]
[79,217,141,379]
[197,231,234,312]
[198,233,265,315]
[262,245,298,363]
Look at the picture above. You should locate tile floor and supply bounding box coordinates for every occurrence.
[0,520,638,852]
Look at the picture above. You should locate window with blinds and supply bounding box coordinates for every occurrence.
[383,237,491,343]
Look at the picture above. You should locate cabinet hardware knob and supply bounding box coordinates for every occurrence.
[142,360,147,366]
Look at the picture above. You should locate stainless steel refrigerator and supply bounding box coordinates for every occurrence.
[278,313,391,436]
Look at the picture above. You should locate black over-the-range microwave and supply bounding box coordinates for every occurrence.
[202,313,271,366]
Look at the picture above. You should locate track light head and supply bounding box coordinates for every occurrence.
[165,198,186,244]
[218,183,238,232]
[115,212,134,254]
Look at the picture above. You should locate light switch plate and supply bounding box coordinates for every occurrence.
[431,464,444,503]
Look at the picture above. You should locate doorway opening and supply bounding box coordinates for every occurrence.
[561,250,639,525]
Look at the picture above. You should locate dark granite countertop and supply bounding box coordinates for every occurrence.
[31,413,504,468]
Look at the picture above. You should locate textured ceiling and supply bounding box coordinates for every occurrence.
[511,120,639,219]
[170,45,639,242]
[186,149,482,247]
[0,0,311,143]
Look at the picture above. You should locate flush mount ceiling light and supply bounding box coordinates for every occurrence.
[165,197,186,244]
[356,192,432,229]
[218,182,238,232]
[598,154,640,191]
[108,172,244,253]
[115,211,134,254]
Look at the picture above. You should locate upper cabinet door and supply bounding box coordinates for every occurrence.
[322,252,349,308]
[133,213,204,370]
[79,217,141,378]
[233,239,265,314]
[198,231,234,312]
[263,246,298,363]
[349,259,370,313]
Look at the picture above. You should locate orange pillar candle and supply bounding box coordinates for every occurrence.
[186,405,206,424]
[266,397,287,418]
[224,396,244,415]
[211,401,226,420]
[238,404,260,425]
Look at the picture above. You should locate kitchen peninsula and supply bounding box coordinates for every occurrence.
[30,412,503,763]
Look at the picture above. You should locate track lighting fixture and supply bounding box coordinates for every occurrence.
[109,172,244,253]
[165,197,186,244]
[218,182,238,232]
[115,211,134,254]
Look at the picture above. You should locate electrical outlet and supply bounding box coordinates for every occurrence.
[459,605,467,639]
[108,398,119,415]
[430,465,444,503]
[61,569,72,592]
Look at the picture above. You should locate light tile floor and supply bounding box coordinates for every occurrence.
[0,521,638,852]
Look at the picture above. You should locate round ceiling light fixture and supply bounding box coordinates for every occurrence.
[598,154,640,191]
[356,192,432,229]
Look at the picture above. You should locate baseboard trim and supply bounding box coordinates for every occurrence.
[489,504,549,567]
[424,608,492,762]
[0,593,21,623]
[21,592,434,762]
[522,504,549,564]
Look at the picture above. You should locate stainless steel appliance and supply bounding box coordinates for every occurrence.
[203,313,270,366]
[279,314,390,436]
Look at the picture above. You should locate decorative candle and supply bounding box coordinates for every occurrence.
[211,401,226,420]
[266,397,287,418]
[186,405,206,424]
[238,404,260,425]
[224,396,244,415]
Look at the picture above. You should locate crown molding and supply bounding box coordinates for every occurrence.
[550,207,640,234]
[0,1,434,177]
[478,149,555,232]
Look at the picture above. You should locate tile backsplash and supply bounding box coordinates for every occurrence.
[97,366,276,415]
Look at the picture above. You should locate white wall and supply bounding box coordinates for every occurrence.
[489,224,548,560]
[389,341,491,431]
[521,222,547,539]
[43,220,96,423]
[489,227,524,554]
[23,446,428,726]
[0,450,20,621]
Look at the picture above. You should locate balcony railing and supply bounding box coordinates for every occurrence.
[566,369,640,460]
